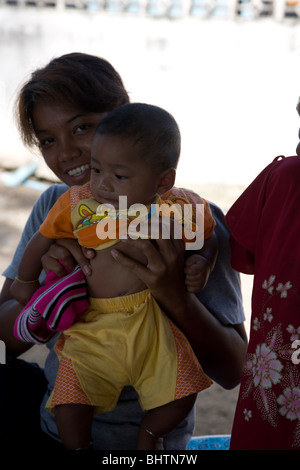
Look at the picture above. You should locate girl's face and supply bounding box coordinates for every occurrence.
[32,102,106,187]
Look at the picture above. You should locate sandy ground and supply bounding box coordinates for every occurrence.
[0,178,253,438]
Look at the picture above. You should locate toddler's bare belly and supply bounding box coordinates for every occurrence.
[87,241,147,298]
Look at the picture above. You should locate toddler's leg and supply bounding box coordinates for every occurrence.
[138,393,197,450]
[55,403,94,450]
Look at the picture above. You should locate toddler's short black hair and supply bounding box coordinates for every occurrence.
[95,102,181,171]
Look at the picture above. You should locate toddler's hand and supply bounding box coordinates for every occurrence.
[184,254,211,293]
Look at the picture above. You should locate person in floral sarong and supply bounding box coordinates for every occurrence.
[226,151,300,450]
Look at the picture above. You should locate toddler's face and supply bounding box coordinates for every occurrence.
[90,134,161,209]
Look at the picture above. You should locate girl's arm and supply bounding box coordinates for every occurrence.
[10,232,54,306]
[0,184,68,355]
[0,231,53,354]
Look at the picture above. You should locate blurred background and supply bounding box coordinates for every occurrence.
[1,0,300,192]
[1,0,300,439]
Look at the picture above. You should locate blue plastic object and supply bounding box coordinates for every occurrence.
[0,160,39,187]
[187,435,231,450]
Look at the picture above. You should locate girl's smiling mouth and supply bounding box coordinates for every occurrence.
[67,163,90,177]
[65,163,91,184]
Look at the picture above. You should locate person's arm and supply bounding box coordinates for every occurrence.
[165,288,247,389]
[0,239,94,355]
[10,232,54,306]
[0,279,30,355]
[110,233,247,390]
[0,184,70,355]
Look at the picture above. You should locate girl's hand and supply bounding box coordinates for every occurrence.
[111,235,187,315]
[41,238,95,277]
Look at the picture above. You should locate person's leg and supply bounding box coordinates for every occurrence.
[138,393,197,450]
[55,403,94,450]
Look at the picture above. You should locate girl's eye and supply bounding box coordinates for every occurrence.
[40,137,54,148]
[74,124,90,134]
[116,175,127,180]
[91,167,101,174]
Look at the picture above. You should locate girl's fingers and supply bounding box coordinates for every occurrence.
[111,244,156,286]
[111,234,185,299]
[41,239,94,276]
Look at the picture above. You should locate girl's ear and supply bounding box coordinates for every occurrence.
[157,168,176,195]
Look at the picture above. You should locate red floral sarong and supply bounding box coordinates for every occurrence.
[226,156,300,450]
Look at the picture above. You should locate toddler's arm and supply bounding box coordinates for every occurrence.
[10,231,54,305]
[184,231,218,293]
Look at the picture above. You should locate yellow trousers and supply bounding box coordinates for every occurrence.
[47,290,211,413]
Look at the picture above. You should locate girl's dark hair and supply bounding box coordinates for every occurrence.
[16,52,129,148]
[96,103,181,171]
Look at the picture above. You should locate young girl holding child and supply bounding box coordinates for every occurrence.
[11,103,217,450]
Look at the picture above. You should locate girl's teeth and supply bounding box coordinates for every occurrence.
[68,164,89,176]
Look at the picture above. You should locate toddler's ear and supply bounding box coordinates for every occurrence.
[157,168,176,194]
